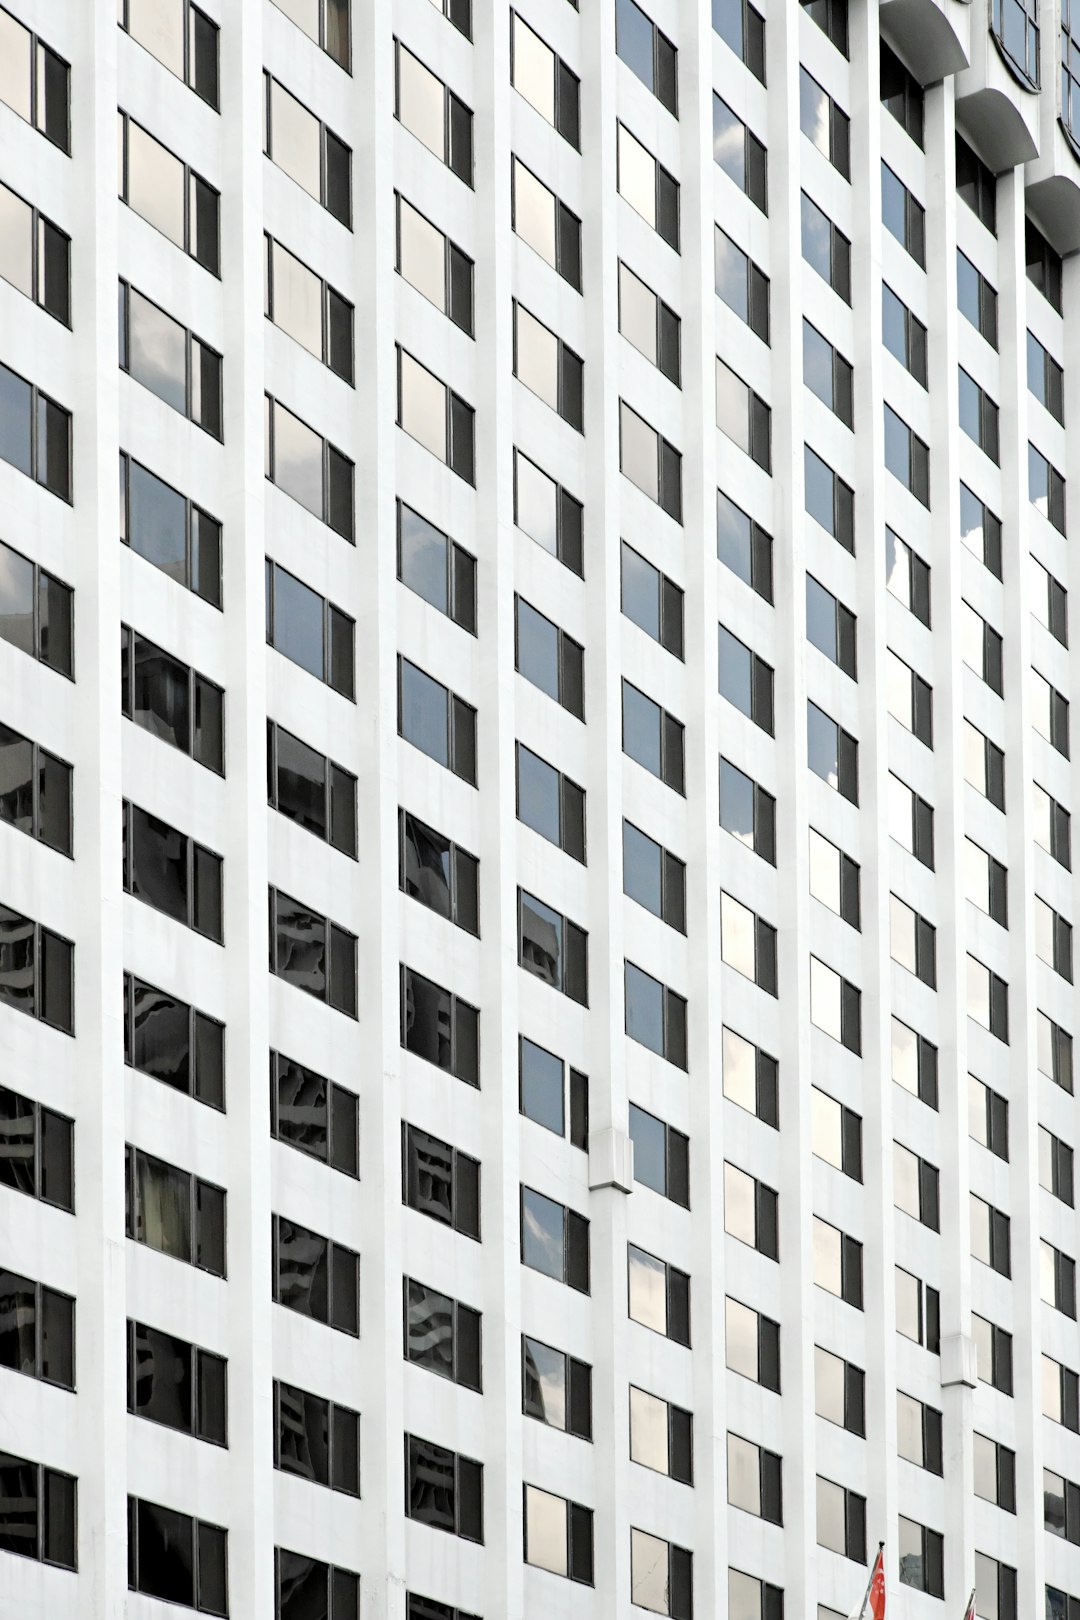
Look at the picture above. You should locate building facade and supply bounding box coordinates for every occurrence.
[1,0,1080,1615]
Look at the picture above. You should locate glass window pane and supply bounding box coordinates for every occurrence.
[398,45,445,159]
[523,1337,566,1428]
[270,239,322,358]
[400,351,446,461]
[271,566,324,679]
[127,120,185,248]
[628,1243,666,1332]
[631,1526,670,1612]
[269,78,322,199]
[399,504,448,613]
[517,744,560,844]
[0,184,32,299]
[134,1151,192,1262]
[0,363,32,478]
[127,460,188,583]
[127,0,185,76]
[620,403,658,500]
[520,1036,564,1134]
[400,659,448,765]
[398,197,446,310]
[273,0,320,44]
[525,1484,566,1576]
[521,1186,564,1280]
[515,453,558,554]
[619,124,656,227]
[271,401,324,519]
[514,160,556,267]
[512,15,555,124]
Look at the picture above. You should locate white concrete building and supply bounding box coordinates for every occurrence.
[1,0,1080,1616]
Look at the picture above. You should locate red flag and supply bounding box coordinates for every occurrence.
[963,1591,977,1620]
[868,1548,886,1620]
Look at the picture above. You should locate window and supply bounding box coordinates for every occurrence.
[724,1161,778,1257]
[0,1084,73,1208]
[956,135,997,232]
[0,7,69,149]
[621,542,684,658]
[812,1216,863,1307]
[125,279,208,440]
[808,832,861,930]
[397,657,476,784]
[816,1476,865,1562]
[273,1379,360,1496]
[118,111,219,273]
[1036,895,1074,981]
[895,1391,943,1473]
[898,1518,944,1597]
[272,1214,359,1335]
[964,839,1008,926]
[957,250,998,346]
[616,0,677,113]
[729,1573,784,1620]
[510,13,580,148]
[121,452,220,607]
[513,302,583,430]
[519,1035,588,1146]
[518,889,588,1005]
[890,894,937,987]
[624,822,686,933]
[991,0,1038,87]
[897,1269,940,1351]
[969,1073,1009,1160]
[0,720,71,856]
[882,285,927,385]
[881,161,925,265]
[885,531,931,629]
[715,227,769,342]
[1035,784,1072,868]
[800,68,849,177]
[622,679,685,792]
[1027,330,1064,423]
[265,233,354,381]
[814,1346,865,1436]
[396,503,475,632]
[268,887,358,1018]
[713,0,766,81]
[892,1017,938,1107]
[264,72,350,224]
[1027,216,1062,311]
[975,1555,1017,1620]
[719,621,776,731]
[1042,1239,1077,1317]
[713,95,767,211]
[267,722,356,858]
[521,1187,589,1291]
[120,0,219,102]
[630,1387,691,1483]
[123,801,223,942]
[270,0,350,68]
[880,40,923,144]
[961,603,1004,696]
[806,576,857,678]
[264,394,353,539]
[0,1450,74,1571]
[722,1026,779,1127]
[404,1438,482,1535]
[515,743,585,861]
[1039,1011,1074,1092]
[625,961,687,1069]
[1045,1585,1080,1620]
[807,701,858,803]
[0,179,70,325]
[1029,442,1067,533]
[886,649,933,745]
[276,1551,360,1620]
[620,400,682,519]
[972,1313,1010,1391]
[0,358,71,501]
[271,1052,358,1178]
[524,1337,591,1440]
[630,1528,693,1618]
[720,759,776,866]
[811,1087,862,1179]
[124,972,224,1111]
[512,160,581,292]
[514,449,583,576]
[802,0,848,54]
[628,1243,690,1343]
[963,719,1005,810]
[1041,1126,1075,1205]
[958,367,1000,463]
[725,1296,780,1390]
[122,627,224,776]
[0,1268,73,1390]
[265,561,354,698]
[1032,667,1071,756]
[717,490,772,599]
[403,1124,480,1240]
[801,191,851,301]
[127,1318,226,1445]
[1044,1468,1080,1543]
[728,1433,782,1524]
[960,483,1003,578]
[804,444,854,550]
[523,1484,592,1583]
[128,1496,225,1614]
[125,1144,225,1276]
[427,0,471,33]
[619,262,681,385]
[884,404,930,504]
[809,956,861,1054]
[967,955,1009,1042]
[720,892,778,995]
[515,596,584,716]
[404,1277,481,1391]
[1044,1355,1080,1430]
[399,811,478,935]
[395,42,472,184]
[716,358,772,469]
[971,1193,1011,1276]
[0,534,68,676]
[1031,555,1068,646]
[617,123,680,249]
[396,346,475,483]
[894,1142,940,1229]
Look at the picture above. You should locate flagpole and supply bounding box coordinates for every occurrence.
[855,1543,885,1620]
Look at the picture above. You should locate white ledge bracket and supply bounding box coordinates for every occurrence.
[940,1333,978,1389]
[588,1128,634,1193]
